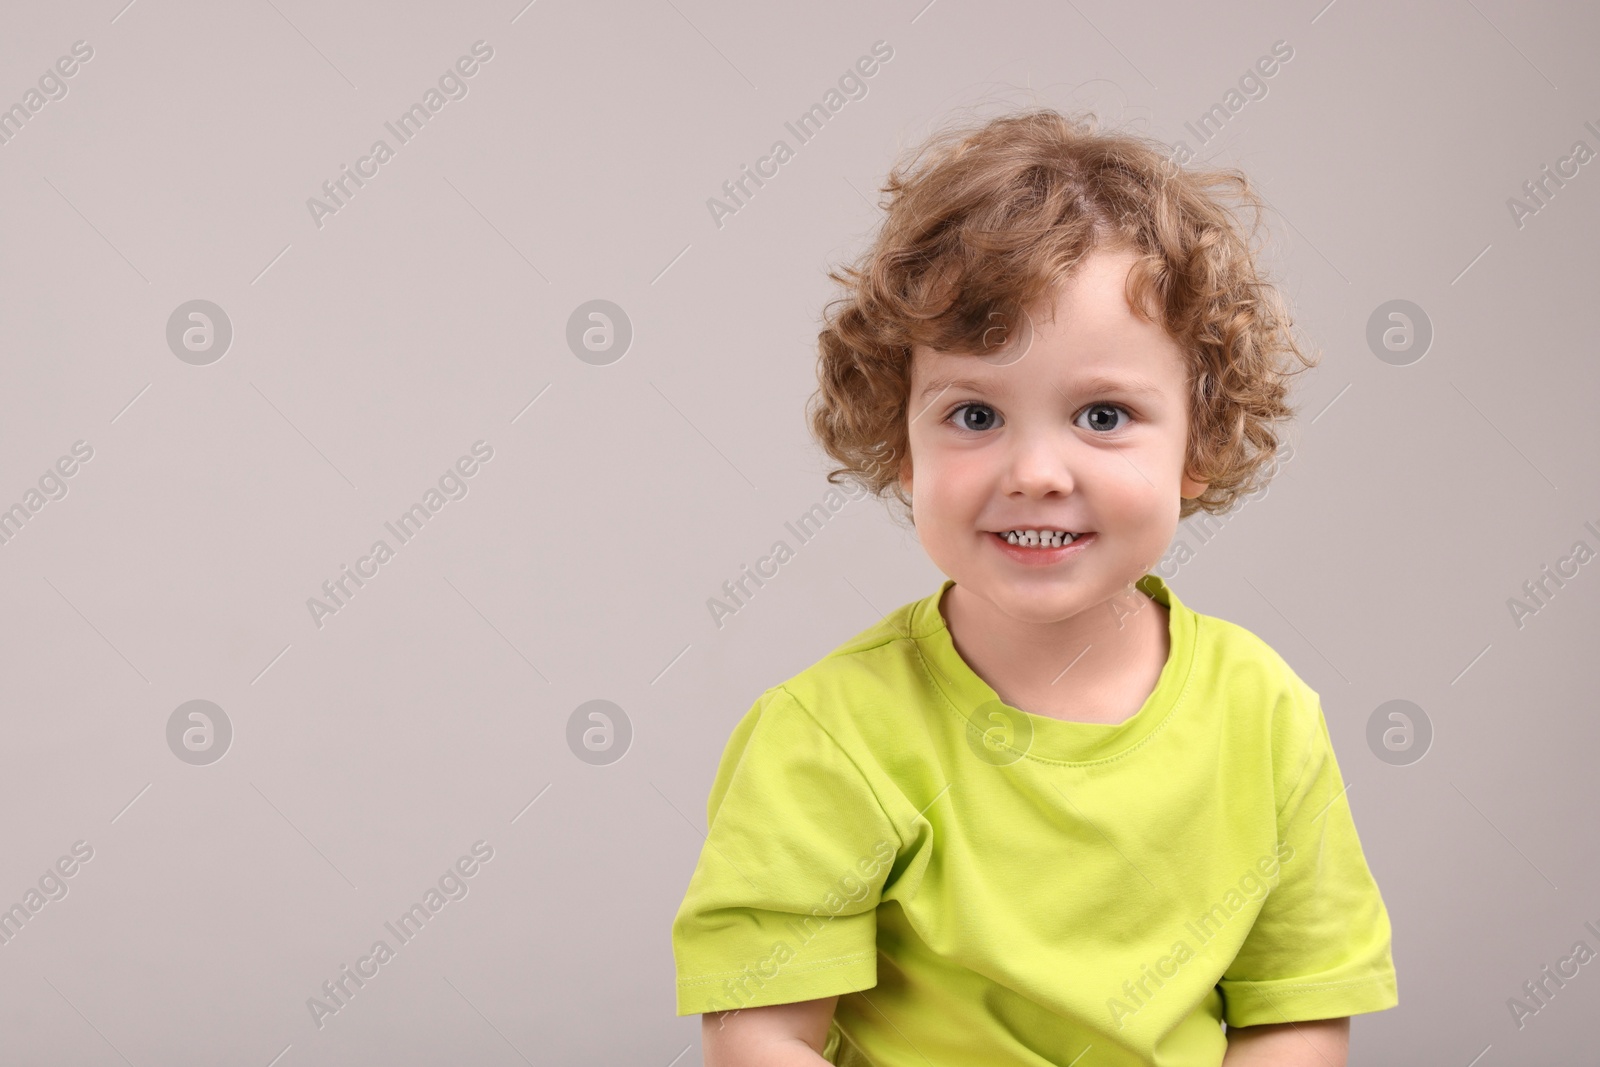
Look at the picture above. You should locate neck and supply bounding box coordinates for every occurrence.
[940,580,1166,716]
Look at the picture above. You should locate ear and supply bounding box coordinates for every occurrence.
[1179,466,1208,501]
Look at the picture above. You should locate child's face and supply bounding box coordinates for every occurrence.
[900,247,1208,623]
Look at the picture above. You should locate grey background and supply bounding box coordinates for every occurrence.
[1,0,1596,1064]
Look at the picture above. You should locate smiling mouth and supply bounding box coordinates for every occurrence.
[990,529,1089,547]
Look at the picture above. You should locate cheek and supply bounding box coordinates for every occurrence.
[919,451,988,505]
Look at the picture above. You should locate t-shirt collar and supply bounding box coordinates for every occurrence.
[907,574,1197,764]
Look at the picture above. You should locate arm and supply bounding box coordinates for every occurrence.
[1222,1016,1349,1067]
[702,996,840,1067]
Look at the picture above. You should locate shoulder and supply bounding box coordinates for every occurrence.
[768,592,926,708]
[746,592,939,766]
[1184,601,1328,778]
[1187,600,1319,706]
[1197,610,1308,694]
[704,626,925,836]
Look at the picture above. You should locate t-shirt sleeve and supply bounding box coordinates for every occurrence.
[1218,690,1399,1028]
[671,685,903,1016]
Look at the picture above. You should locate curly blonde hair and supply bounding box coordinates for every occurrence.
[806,107,1316,526]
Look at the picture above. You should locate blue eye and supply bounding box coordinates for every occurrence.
[1076,403,1132,433]
[945,402,1001,433]
[941,401,1135,435]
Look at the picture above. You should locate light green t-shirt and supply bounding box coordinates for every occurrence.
[672,574,1397,1066]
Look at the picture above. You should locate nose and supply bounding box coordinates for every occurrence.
[1001,424,1076,498]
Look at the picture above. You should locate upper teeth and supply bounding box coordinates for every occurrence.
[1001,529,1080,546]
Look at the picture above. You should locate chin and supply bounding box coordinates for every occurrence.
[979,576,1086,616]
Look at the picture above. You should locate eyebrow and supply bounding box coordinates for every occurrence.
[916,372,1167,404]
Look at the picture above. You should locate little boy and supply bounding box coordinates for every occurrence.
[671,108,1397,1067]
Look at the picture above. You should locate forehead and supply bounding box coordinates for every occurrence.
[910,314,1186,406]
[908,248,1184,388]
[910,361,1174,408]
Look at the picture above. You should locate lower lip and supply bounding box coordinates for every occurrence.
[988,531,1095,566]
